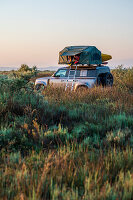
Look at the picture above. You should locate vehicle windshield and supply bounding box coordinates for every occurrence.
[54,69,67,77]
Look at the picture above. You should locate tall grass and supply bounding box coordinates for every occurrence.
[0,66,133,199]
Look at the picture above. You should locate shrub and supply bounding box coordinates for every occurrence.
[0,66,133,199]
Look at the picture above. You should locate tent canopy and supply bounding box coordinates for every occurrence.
[59,46,102,65]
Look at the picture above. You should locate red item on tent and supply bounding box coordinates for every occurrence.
[74,55,80,64]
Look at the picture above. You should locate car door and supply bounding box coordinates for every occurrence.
[49,68,68,88]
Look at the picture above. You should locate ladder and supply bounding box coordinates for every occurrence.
[65,65,77,91]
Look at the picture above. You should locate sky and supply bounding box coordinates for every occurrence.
[0,0,133,68]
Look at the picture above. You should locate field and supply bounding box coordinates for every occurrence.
[0,65,133,200]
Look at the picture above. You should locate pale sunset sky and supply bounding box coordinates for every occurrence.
[0,0,133,68]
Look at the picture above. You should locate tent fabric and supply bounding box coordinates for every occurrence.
[59,46,102,65]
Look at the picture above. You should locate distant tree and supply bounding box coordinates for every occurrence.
[18,64,31,72]
[32,66,37,72]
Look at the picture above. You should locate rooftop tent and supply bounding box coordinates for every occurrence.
[58,46,102,65]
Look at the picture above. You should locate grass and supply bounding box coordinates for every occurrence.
[0,65,133,199]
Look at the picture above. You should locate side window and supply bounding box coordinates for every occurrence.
[76,70,87,77]
[87,70,97,77]
[75,70,96,77]
[76,70,80,77]
[54,69,67,77]
[80,70,87,77]
[69,70,75,76]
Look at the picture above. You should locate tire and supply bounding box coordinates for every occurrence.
[76,86,88,92]
[102,73,113,87]
[35,84,45,91]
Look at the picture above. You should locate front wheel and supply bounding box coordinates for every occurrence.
[35,84,45,91]
[76,86,88,93]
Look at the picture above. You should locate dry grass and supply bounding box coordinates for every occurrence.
[0,66,133,199]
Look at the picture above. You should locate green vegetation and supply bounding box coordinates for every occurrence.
[0,65,133,199]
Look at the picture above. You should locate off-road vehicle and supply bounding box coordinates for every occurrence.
[35,46,113,90]
[35,65,113,91]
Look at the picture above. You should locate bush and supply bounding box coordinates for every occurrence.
[18,64,37,73]
[0,66,133,199]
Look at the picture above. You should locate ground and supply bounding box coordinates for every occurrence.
[0,65,133,199]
